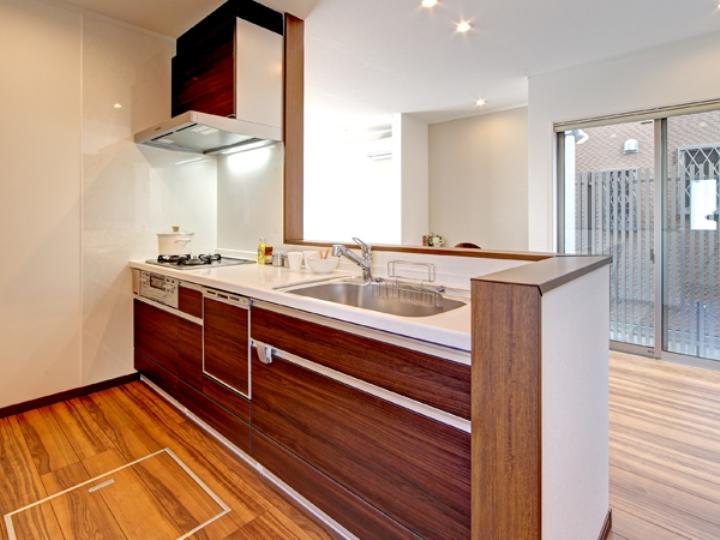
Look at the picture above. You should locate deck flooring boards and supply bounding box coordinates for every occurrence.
[609,352,720,540]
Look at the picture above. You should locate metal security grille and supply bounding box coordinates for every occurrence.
[572,168,655,347]
[665,146,720,359]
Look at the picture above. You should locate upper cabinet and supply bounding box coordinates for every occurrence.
[171,0,284,127]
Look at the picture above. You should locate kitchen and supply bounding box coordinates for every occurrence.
[1,0,719,539]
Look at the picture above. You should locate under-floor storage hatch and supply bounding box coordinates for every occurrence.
[4,448,230,540]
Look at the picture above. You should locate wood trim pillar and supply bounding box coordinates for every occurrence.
[283,14,304,242]
[471,281,542,539]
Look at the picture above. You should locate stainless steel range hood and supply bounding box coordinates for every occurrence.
[134,111,281,155]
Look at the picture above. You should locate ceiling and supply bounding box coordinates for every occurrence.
[305,0,720,123]
[63,0,318,36]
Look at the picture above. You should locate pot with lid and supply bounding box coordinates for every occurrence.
[157,226,194,256]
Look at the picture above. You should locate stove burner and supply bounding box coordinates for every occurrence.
[157,254,223,266]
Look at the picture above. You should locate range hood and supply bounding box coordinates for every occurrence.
[134,7,284,156]
[134,111,281,155]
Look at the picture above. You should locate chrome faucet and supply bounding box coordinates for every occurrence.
[332,237,374,282]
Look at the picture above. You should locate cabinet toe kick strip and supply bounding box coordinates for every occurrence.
[251,339,471,433]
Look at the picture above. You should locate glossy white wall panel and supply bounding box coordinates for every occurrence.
[0,0,83,407]
[81,14,217,385]
[217,145,283,253]
[235,18,283,129]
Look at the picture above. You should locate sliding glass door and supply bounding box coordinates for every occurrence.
[559,120,656,350]
[559,106,720,363]
[664,111,720,360]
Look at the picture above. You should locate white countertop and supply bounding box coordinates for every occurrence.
[129,260,472,351]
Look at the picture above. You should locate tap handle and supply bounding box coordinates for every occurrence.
[352,237,371,257]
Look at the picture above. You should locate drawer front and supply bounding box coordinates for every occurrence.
[251,306,470,419]
[252,356,471,539]
[178,286,203,318]
[134,299,202,389]
[175,317,203,389]
[251,431,418,540]
[135,352,178,400]
[175,381,250,453]
[134,300,177,374]
[203,298,250,397]
[202,375,250,423]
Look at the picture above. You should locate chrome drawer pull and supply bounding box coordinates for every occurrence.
[254,342,276,365]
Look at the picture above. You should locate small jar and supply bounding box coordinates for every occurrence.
[271,251,285,267]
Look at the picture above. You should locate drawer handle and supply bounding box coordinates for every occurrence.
[254,342,276,365]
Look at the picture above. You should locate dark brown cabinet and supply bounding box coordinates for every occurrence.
[251,306,471,419]
[135,289,471,539]
[203,296,250,397]
[250,344,471,539]
[133,299,202,390]
[171,0,283,118]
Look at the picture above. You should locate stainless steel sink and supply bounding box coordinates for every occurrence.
[288,280,465,317]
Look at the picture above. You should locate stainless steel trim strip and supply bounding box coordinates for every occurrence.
[252,300,471,364]
[252,340,471,433]
[134,295,203,326]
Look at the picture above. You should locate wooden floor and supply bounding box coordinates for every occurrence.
[608,352,720,540]
[0,382,332,539]
[1,353,719,539]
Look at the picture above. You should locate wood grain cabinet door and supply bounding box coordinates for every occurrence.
[252,356,471,539]
[134,300,179,375]
[203,297,250,397]
[134,300,202,389]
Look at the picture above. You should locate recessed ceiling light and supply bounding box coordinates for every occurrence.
[455,19,472,33]
[113,103,122,109]
[421,0,438,8]
[475,98,486,107]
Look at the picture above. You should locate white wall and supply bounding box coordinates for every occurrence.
[429,108,529,250]
[0,0,83,406]
[395,114,429,245]
[217,145,284,253]
[528,31,720,251]
[0,0,218,407]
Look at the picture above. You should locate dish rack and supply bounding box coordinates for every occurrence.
[380,261,446,306]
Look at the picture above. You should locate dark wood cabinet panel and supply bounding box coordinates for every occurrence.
[251,430,418,540]
[172,44,235,118]
[252,356,471,539]
[202,375,250,423]
[178,286,203,319]
[134,300,179,375]
[203,298,250,396]
[133,300,202,390]
[134,350,178,400]
[251,306,471,419]
[171,0,283,118]
[175,317,203,389]
[176,380,250,453]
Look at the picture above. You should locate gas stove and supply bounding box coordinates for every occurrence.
[146,253,254,270]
